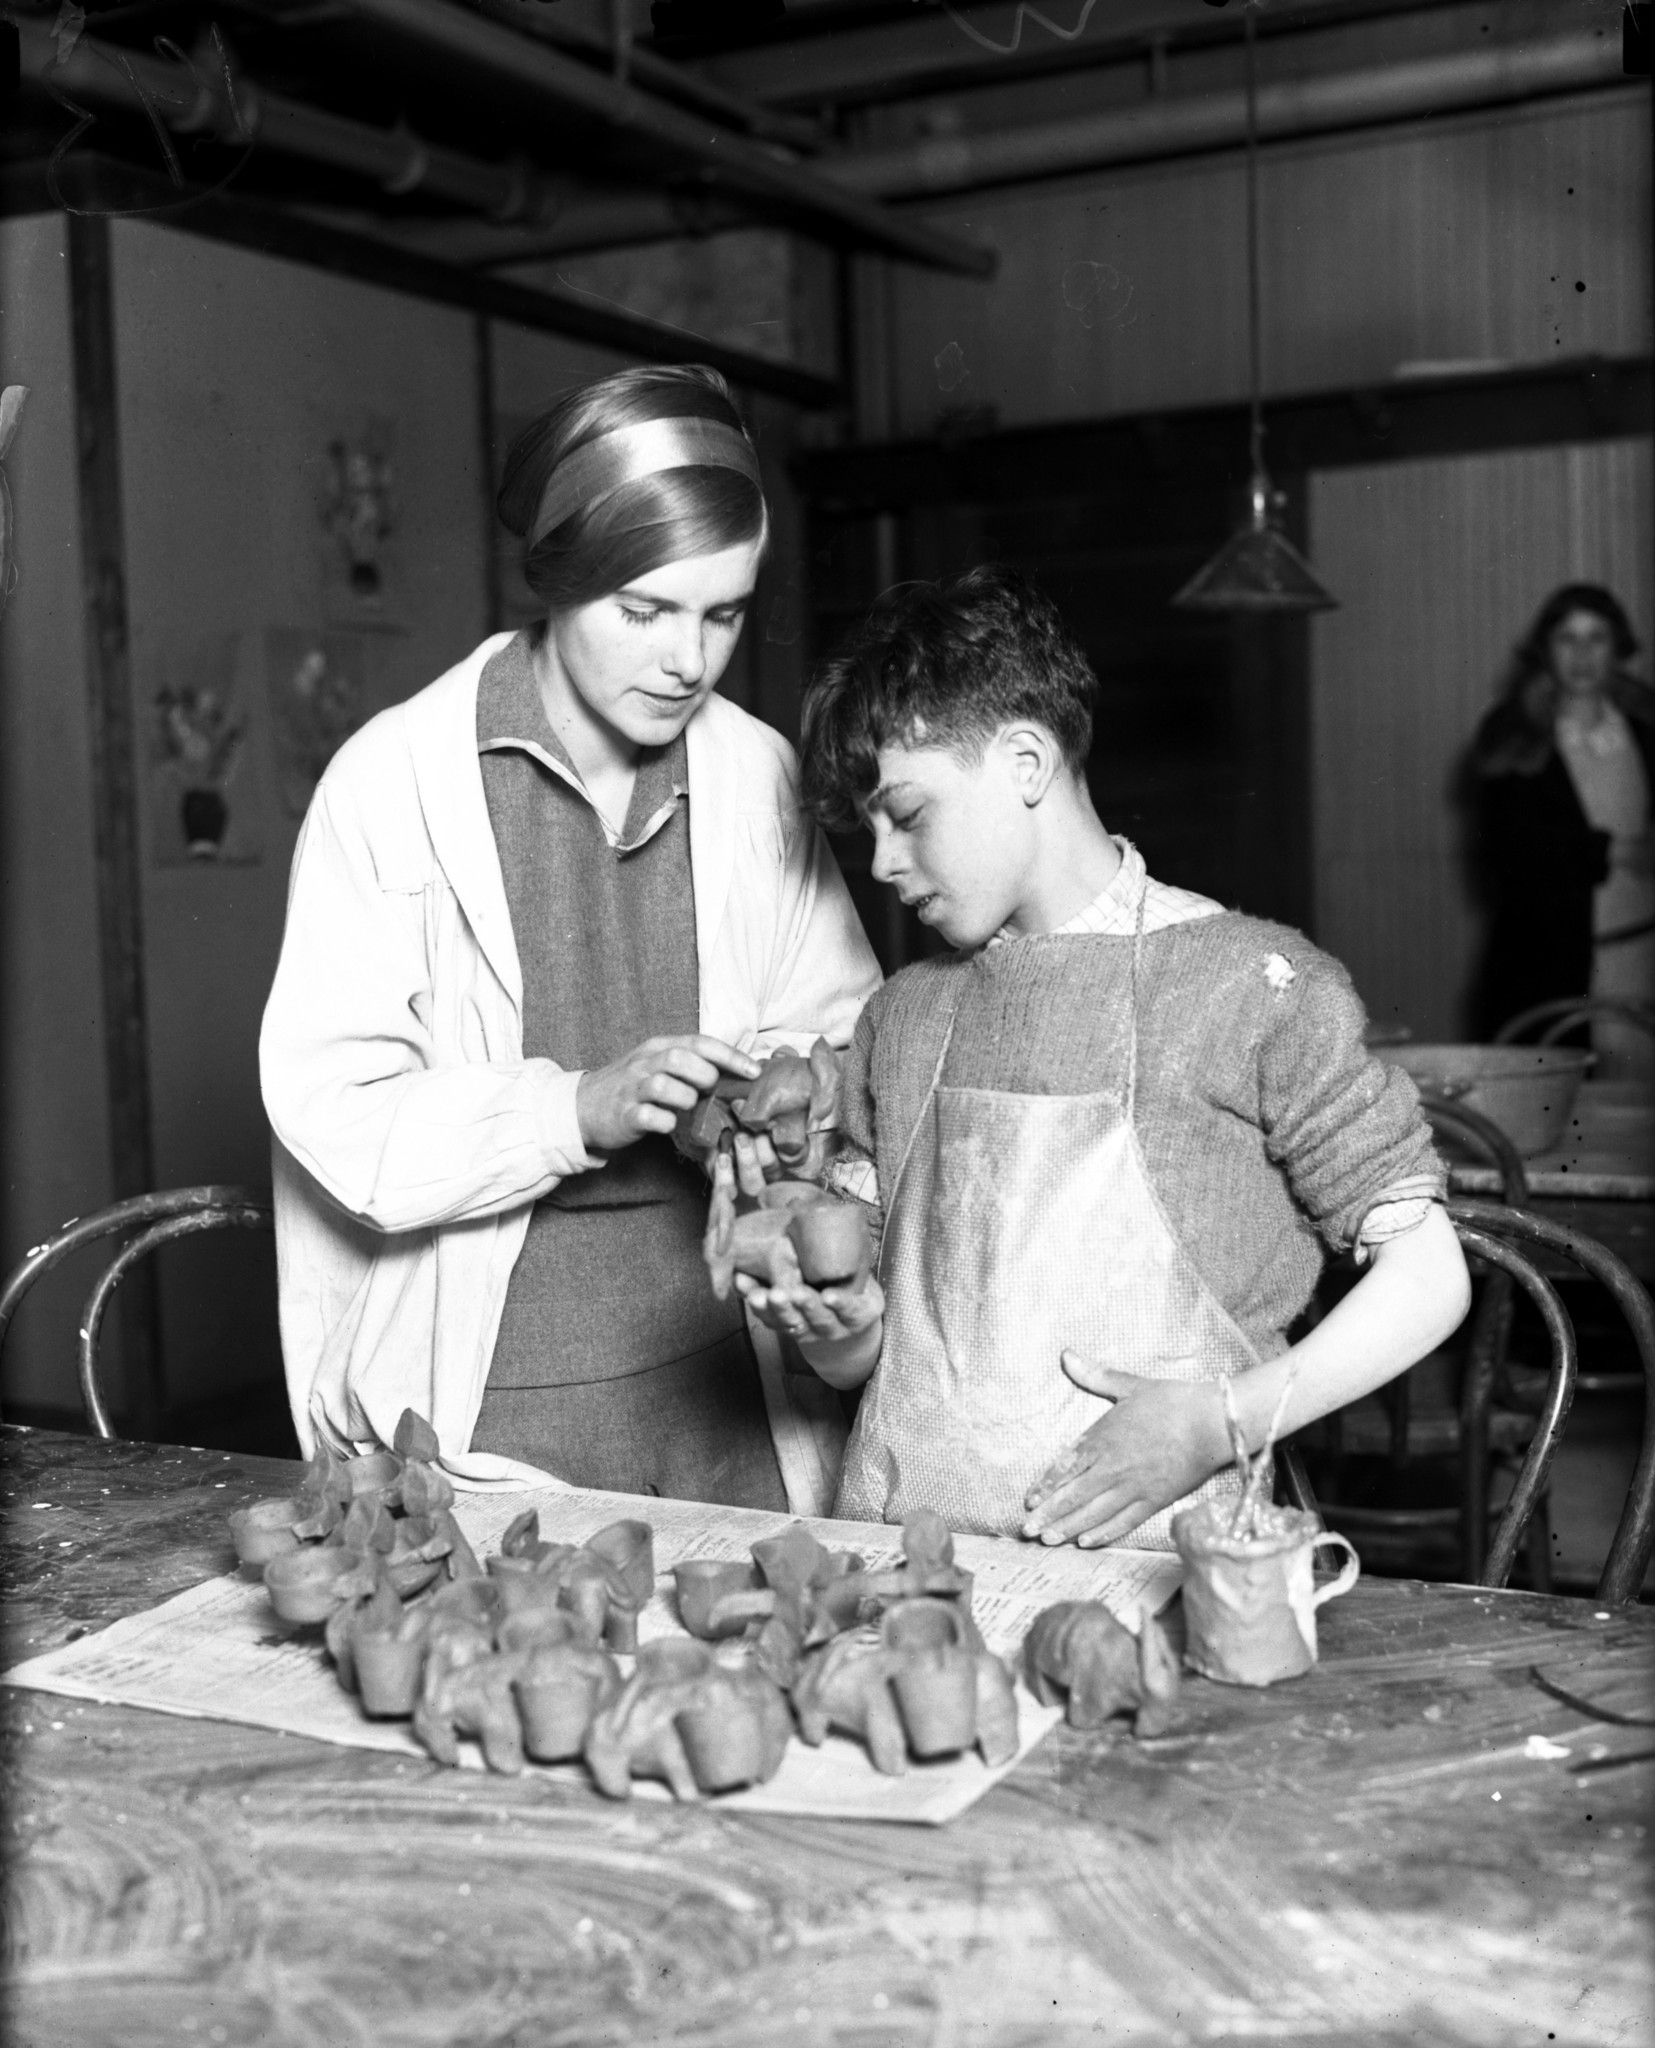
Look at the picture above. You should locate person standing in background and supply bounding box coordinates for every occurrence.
[1464,583,1654,1075]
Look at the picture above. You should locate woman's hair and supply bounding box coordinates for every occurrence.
[799,563,1097,830]
[497,365,767,613]
[1469,582,1645,776]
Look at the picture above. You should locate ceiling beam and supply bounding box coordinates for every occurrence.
[321,0,993,275]
[0,155,843,408]
[792,357,1655,510]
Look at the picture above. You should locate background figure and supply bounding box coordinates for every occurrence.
[1463,583,1654,1077]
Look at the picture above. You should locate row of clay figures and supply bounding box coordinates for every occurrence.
[228,1412,1188,1798]
[230,1408,1358,1799]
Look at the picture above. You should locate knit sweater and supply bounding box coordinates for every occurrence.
[838,914,1443,1366]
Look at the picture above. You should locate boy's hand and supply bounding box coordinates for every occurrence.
[733,1270,885,1390]
[1021,1353,1230,1547]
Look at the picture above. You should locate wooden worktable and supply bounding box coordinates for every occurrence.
[4,1426,1651,2048]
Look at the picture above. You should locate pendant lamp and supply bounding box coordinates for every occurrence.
[1173,3,1337,614]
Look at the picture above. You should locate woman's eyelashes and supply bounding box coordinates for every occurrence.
[617,604,746,631]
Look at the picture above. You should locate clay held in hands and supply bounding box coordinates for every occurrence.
[786,1201,871,1290]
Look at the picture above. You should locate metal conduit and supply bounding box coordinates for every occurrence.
[828,31,1629,201]
[325,0,993,275]
[20,22,557,222]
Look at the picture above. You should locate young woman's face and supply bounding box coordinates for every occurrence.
[1547,608,1617,701]
[544,536,764,754]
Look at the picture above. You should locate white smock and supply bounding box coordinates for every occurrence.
[836,886,1259,1549]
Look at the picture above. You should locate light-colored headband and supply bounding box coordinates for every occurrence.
[530,416,763,545]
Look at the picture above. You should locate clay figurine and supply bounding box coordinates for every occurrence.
[1023,1601,1181,1738]
[677,1038,842,1177]
[326,1571,432,1718]
[513,1639,624,1763]
[413,1628,530,1774]
[228,1496,309,1571]
[702,1522,866,1681]
[792,1596,1020,1774]
[584,1639,792,1800]
[672,1558,760,1640]
[264,1538,378,1625]
[487,1512,655,1653]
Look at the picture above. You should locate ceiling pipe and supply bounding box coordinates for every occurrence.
[465,0,824,153]
[20,21,564,224]
[827,30,1628,200]
[321,0,993,275]
[341,191,764,269]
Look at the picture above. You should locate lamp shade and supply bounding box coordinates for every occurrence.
[1172,486,1339,614]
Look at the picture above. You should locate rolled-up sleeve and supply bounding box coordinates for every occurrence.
[1257,955,1445,1250]
[260,771,595,1235]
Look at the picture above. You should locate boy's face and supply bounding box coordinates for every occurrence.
[861,734,1035,950]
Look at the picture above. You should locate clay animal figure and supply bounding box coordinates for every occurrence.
[584,1639,792,1800]
[513,1640,623,1763]
[701,1160,871,1305]
[677,1038,842,1175]
[1023,1601,1181,1738]
[701,1522,866,1682]
[413,1629,530,1774]
[326,1571,433,1718]
[488,1512,655,1653]
[792,1596,1020,1774]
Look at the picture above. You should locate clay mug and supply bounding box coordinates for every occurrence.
[787,1202,871,1290]
[673,1559,760,1640]
[675,1665,789,1792]
[341,1451,402,1499]
[1172,1500,1360,1687]
[882,1599,979,1757]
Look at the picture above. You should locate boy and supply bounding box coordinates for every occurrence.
[737,565,1470,1549]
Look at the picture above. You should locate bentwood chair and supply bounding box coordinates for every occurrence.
[1494,996,1655,1048]
[0,1186,274,1439]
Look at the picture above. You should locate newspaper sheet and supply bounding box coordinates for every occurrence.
[3,1486,1181,1826]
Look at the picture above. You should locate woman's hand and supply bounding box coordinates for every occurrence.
[577,1036,759,1154]
[733,1269,885,1390]
[1021,1356,1229,1548]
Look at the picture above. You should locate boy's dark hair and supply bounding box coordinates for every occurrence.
[800,564,1098,829]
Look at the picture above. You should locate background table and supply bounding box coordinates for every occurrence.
[1446,1080,1654,1280]
[4,1426,1651,2048]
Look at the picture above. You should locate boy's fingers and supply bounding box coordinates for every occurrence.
[1059,1350,1140,1400]
[1031,1482,1142,1546]
[1075,1497,1154,1549]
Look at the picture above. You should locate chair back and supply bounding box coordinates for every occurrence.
[1493,996,1655,1048]
[1450,1199,1655,1605]
[0,1187,274,1439]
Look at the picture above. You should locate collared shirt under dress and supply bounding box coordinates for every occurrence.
[467,632,787,1509]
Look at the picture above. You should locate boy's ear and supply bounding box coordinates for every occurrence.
[1002,724,1062,808]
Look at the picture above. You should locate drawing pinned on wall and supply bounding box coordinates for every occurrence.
[317,418,403,629]
[0,385,28,621]
[932,341,995,432]
[1061,261,1136,332]
[265,628,368,818]
[148,637,261,865]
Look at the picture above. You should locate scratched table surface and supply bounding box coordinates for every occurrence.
[3,1427,1651,2048]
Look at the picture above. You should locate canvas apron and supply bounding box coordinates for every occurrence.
[836,898,1264,1549]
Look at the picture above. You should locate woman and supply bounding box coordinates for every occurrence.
[1465,583,1654,1072]
[261,365,880,1511]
